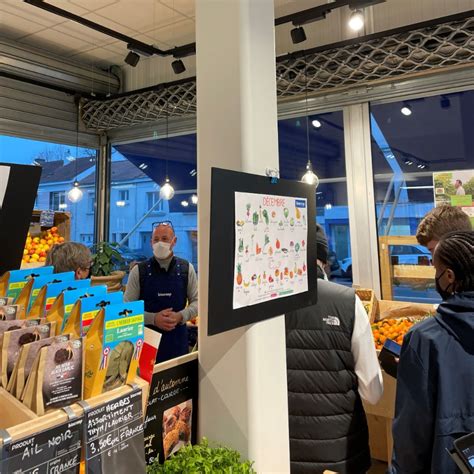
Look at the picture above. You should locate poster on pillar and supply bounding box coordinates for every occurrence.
[208,168,318,335]
[233,192,308,309]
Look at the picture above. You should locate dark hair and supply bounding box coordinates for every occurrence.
[435,230,474,292]
[456,179,462,185]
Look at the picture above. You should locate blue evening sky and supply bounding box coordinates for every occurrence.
[0,135,125,164]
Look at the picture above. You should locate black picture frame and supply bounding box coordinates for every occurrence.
[208,167,318,336]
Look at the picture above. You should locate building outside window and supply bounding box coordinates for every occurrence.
[278,111,351,285]
[49,191,66,211]
[370,89,474,303]
[0,136,97,248]
[87,192,95,214]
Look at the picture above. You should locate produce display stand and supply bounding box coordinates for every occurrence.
[364,299,437,463]
[21,210,71,269]
[0,377,148,450]
[379,236,435,300]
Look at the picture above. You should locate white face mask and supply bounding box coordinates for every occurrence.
[153,241,172,260]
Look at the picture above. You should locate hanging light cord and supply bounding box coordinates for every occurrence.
[304,54,310,169]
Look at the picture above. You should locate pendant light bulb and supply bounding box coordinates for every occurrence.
[301,161,319,188]
[160,178,175,200]
[67,180,83,203]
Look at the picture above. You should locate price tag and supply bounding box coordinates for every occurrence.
[0,417,83,473]
[84,388,146,474]
[39,210,55,228]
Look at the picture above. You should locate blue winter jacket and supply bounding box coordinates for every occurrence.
[391,291,474,474]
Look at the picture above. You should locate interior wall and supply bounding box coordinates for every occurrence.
[122,0,474,92]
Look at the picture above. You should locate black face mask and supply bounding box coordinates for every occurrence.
[435,269,454,300]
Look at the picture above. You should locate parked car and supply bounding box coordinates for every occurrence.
[339,244,431,278]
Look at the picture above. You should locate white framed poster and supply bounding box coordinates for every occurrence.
[233,192,308,309]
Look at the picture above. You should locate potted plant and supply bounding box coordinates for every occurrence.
[90,242,125,292]
[147,438,255,474]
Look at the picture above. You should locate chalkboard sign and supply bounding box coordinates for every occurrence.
[84,388,146,474]
[1,417,83,473]
[144,353,198,465]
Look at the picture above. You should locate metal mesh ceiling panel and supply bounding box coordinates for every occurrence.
[81,14,474,131]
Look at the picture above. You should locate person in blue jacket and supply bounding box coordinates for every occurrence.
[391,230,474,473]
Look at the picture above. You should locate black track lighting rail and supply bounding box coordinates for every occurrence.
[23,0,385,63]
[23,0,195,59]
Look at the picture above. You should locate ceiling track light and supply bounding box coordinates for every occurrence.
[401,104,412,116]
[124,51,140,67]
[291,26,307,44]
[348,9,365,32]
[172,59,186,75]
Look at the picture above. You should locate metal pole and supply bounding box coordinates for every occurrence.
[117,188,196,246]
[94,136,111,243]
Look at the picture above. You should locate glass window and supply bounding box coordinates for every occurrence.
[278,111,351,285]
[0,135,97,253]
[146,191,164,212]
[87,192,95,214]
[110,135,198,274]
[370,90,474,303]
[49,191,66,211]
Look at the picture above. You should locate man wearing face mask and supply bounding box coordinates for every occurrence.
[391,230,474,474]
[124,222,198,363]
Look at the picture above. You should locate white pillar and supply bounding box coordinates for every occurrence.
[344,103,381,297]
[196,1,290,472]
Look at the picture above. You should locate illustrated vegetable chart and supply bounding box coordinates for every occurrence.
[233,192,308,309]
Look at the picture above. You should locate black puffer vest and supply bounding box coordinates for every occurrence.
[286,279,371,474]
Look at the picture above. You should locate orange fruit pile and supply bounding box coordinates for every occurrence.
[371,318,415,350]
[22,226,64,264]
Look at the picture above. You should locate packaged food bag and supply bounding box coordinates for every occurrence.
[28,272,75,312]
[1,322,54,387]
[12,279,34,319]
[64,291,124,338]
[9,334,70,399]
[84,300,144,399]
[0,305,21,321]
[0,267,54,300]
[0,319,39,353]
[28,278,92,320]
[27,338,84,415]
[60,285,107,331]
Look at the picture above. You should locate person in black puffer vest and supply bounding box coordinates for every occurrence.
[286,225,383,474]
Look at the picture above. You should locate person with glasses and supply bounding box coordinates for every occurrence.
[124,221,198,363]
[45,242,92,279]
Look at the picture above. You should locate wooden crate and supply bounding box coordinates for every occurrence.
[1,377,148,443]
[21,211,71,269]
[379,236,435,300]
[377,299,436,322]
[30,210,71,241]
[355,287,378,323]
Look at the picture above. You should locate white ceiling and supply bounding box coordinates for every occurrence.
[1,0,472,91]
[0,0,328,67]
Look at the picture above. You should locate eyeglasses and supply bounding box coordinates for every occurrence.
[152,220,174,231]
